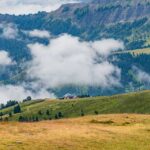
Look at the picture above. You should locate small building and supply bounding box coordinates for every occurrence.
[64,93,76,99]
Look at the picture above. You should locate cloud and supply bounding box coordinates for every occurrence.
[92,39,124,56]
[26,29,51,38]
[133,66,150,84]
[0,34,124,102]
[0,84,55,103]
[0,51,14,65]
[0,0,81,15]
[27,34,124,89]
[0,23,18,39]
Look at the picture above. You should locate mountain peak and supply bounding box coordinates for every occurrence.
[93,0,150,5]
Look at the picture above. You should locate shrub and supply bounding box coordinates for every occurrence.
[14,105,21,114]
[0,112,3,116]
[9,112,12,117]
[55,114,58,119]
[35,116,39,122]
[46,110,50,115]
[38,110,42,115]
[58,112,63,118]
[94,110,99,115]
[81,109,84,116]
[18,116,24,122]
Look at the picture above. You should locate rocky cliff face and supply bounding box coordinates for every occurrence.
[0,0,149,51]
[50,0,150,27]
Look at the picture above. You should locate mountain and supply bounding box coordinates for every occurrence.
[0,0,150,97]
[1,0,150,48]
[0,90,150,121]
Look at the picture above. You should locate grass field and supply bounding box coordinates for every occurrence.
[1,91,150,149]
[0,114,150,150]
[1,90,150,121]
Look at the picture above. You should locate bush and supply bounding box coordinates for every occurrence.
[35,116,39,122]
[9,112,12,117]
[18,116,24,122]
[23,96,32,102]
[38,110,42,115]
[58,112,63,118]
[0,112,3,116]
[94,110,99,115]
[14,105,21,114]
[46,110,50,115]
[81,109,84,116]
[55,114,58,119]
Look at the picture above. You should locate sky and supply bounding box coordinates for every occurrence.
[0,0,81,15]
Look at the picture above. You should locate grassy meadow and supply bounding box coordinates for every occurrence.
[1,90,150,121]
[0,114,150,150]
[0,91,150,149]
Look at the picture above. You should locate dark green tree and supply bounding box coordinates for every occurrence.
[9,112,12,117]
[55,114,58,119]
[58,112,63,118]
[81,109,84,116]
[14,105,21,114]
[26,96,32,101]
[46,110,50,115]
[38,110,42,115]
[94,110,99,115]
[18,116,24,122]
[0,112,3,117]
[35,116,39,122]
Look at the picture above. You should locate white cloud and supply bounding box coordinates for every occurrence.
[0,51,14,65]
[0,0,81,15]
[27,34,124,89]
[27,29,51,38]
[92,39,124,56]
[0,84,55,103]
[0,34,124,102]
[133,66,150,84]
[0,23,18,39]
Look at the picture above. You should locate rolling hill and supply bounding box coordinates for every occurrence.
[1,90,150,121]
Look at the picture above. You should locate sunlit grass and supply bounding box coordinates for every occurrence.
[0,114,150,150]
[1,90,150,121]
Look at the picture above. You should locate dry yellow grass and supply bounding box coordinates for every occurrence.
[0,114,150,150]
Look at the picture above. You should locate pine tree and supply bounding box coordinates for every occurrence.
[9,112,12,117]
[38,110,42,115]
[35,116,39,122]
[55,114,58,119]
[81,109,84,116]
[46,110,50,115]
[14,105,21,114]
[94,110,99,115]
[58,112,63,118]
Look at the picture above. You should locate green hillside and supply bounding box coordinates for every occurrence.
[116,48,150,55]
[0,90,150,121]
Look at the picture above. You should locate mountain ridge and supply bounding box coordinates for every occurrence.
[0,0,150,97]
